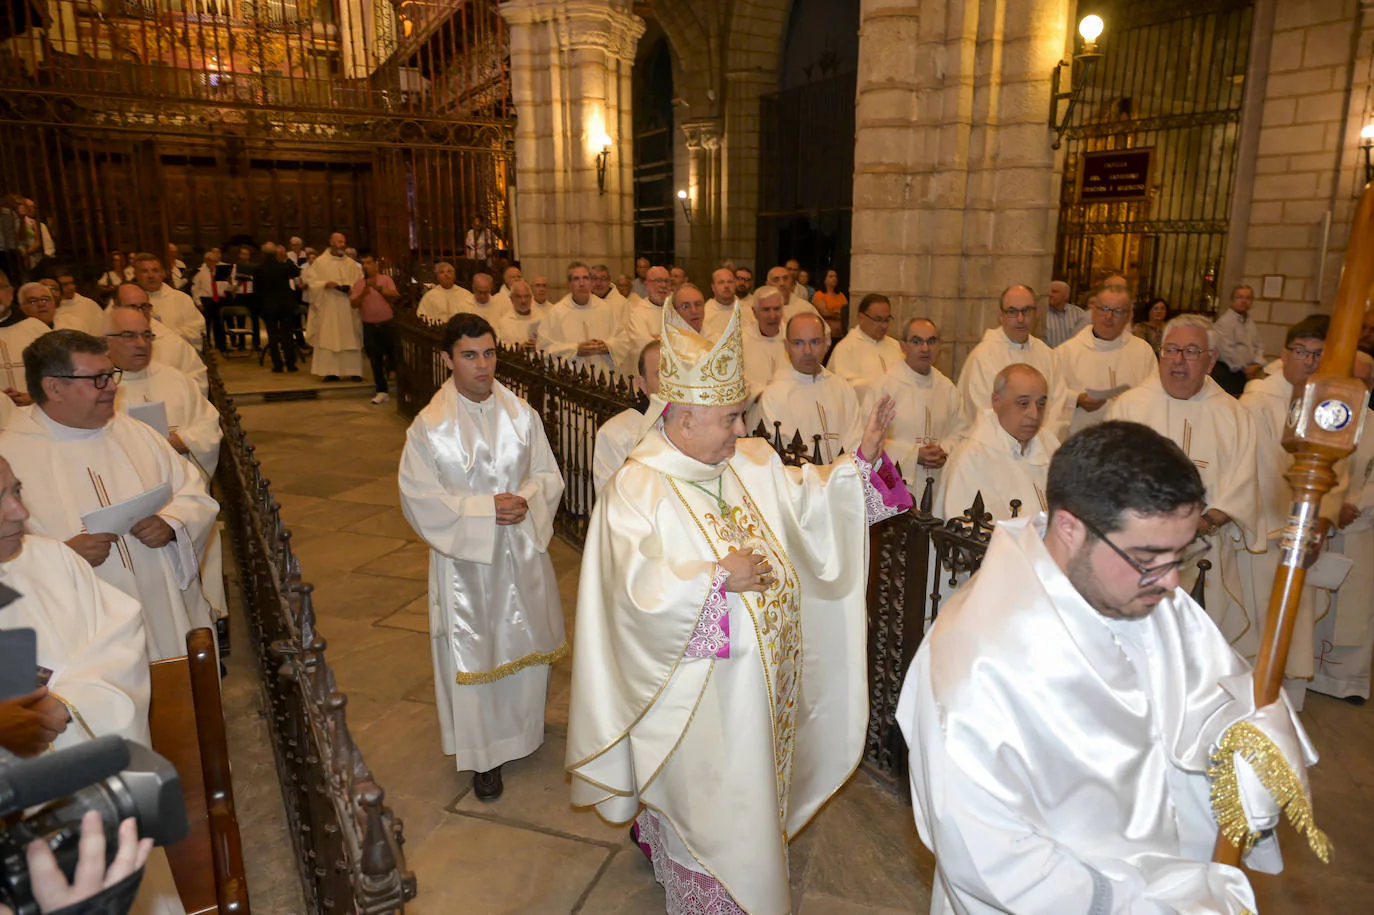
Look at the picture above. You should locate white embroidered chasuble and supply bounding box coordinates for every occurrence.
[592,407,644,498]
[1107,376,1266,648]
[398,380,566,772]
[55,293,105,334]
[568,431,873,915]
[875,361,964,498]
[753,366,864,463]
[148,284,205,350]
[1053,324,1159,435]
[150,319,208,394]
[897,517,1313,915]
[306,252,364,377]
[537,294,622,378]
[0,408,218,661]
[937,408,1058,523]
[417,284,475,323]
[955,327,1073,439]
[0,316,49,394]
[828,330,904,404]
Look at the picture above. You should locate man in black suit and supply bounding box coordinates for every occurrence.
[255,242,302,372]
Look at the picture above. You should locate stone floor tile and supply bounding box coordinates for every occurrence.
[345,505,422,540]
[268,469,381,499]
[302,570,427,622]
[355,540,431,580]
[286,527,411,575]
[572,847,664,913]
[377,594,430,633]
[795,894,918,914]
[350,701,470,804]
[336,475,403,506]
[288,498,393,532]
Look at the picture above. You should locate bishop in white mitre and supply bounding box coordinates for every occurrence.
[828,294,904,403]
[537,263,621,378]
[55,274,106,335]
[0,330,219,662]
[1053,286,1158,436]
[1107,315,1265,651]
[417,262,475,324]
[938,364,1059,522]
[306,233,365,379]
[741,287,788,399]
[567,301,912,915]
[900,421,1325,915]
[115,287,208,394]
[1313,352,1374,701]
[0,312,48,402]
[754,313,863,462]
[399,312,565,800]
[592,340,659,497]
[956,285,1072,439]
[875,317,964,499]
[615,266,669,378]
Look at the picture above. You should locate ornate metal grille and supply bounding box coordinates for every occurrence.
[1054,0,1255,312]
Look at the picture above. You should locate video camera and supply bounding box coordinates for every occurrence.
[1,600,188,915]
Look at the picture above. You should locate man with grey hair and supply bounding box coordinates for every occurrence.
[493,279,541,347]
[537,261,620,376]
[741,285,787,396]
[1107,313,1264,641]
[590,263,625,317]
[417,261,475,323]
[1,283,52,404]
[938,363,1058,522]
[1040,279,1088,347]
[1053,282,1158,435]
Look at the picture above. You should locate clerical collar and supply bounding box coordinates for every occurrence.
[788,366,826,383]
[1001,329,1031,350]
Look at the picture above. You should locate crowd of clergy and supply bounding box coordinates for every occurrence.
[2,231,1373,915]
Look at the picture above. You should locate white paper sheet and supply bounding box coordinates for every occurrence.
[80,482,172,536]
[1086,384,1132,401]
[1307,552,1353,590]
[126,401,169,437]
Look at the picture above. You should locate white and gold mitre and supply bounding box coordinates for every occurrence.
[657,300,748,406]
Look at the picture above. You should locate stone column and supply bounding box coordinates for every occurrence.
[681,117,724,279]
[721,68,775,272]
[501,0,645,294]
[849,0,1067,375]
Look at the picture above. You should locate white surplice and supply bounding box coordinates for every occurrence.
[828,329,904,404]
[875,360,964,499]
[306,252,364,378]
[398,380,565,773]
[55,293,105,335]
[937,407,1058,522]
[148,284,205,350]
[493,310,541,348]
[416,284,475,324]
[0,407,218,661]
[741,324,787,399]
[592,406,643,497]
[754,366,864,463]
[568,431,875,915]
[955,327,1072,439]
[536,294,620,378]
[1053,324,1158,436]
[0,316,49,394]
[151,318,208,394]
[898,516,1314,915]
[1107,376,1266,648]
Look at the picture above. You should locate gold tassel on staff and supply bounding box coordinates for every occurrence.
[1211,183,1374,868]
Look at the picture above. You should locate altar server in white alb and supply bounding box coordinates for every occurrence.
[956,284,1071,438]
[0,330,218,661]
[399,313,565,802]
[306,232,365,380]
[592,339,659,497]
[567,302,911,915]
[828,293,904,403]
[938,364,1058,522]
[1313,352,1374,701]
[901,421,1326,915]
[753,312,864,462]
[1107,314,1265,652]
[1053,283,1158,435]
[875,317,963,498]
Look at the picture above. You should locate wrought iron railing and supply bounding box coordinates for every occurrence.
[209,349,417,913]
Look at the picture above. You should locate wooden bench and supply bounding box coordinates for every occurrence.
[148,628,251,914]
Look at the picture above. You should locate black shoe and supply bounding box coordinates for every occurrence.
[271,366,284,373]
[323,375,340,382]
[286,364,299,372]
[1341,694,1367,705]
[472,767,503,801]
[348,375,364,382]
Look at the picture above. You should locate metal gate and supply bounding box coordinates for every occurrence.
[1054,0,1255,312]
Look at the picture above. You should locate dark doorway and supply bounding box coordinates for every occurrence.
[633,32,675,266]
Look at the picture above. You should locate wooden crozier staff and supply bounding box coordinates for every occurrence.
[1211,185,1374,868]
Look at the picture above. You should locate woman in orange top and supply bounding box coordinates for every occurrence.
[811,268,847,338]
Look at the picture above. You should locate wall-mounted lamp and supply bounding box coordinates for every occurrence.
[1049,15,1105,150]
[595,133,613,195]
[1362,124,1374,187]
[677,188,693,226]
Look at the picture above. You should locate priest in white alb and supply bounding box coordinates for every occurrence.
[875,317,964,498]
[492,280,542,348]
[702,267,742,339]
[900,421,1325,915]
[592,340,659,497]
[113,287,208,395]
[132,253,205,350]
[828,293,904,403]
[416,262,475,324]
[306,232,365,380]
[54,272,105,335]
[955,284,1072,438]
[615,265,669,378]
[753,313,863,462]
[1053,284,1158,435]
[740,286,788,398]
[1107,314,1265,650]
[399,313,565,802]
[0,330,219,661]
[938,364,1058,522]
[567,301,912,915]
[537,262,621,377]
[591,264,627,321]
[0,291,49,404]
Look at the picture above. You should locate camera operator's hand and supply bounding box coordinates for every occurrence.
[26,812,153,913]
[0,686,69,757]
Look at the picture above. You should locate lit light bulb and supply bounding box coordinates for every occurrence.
[677,189,688,199]
[596,133,613,151]
[1079,14,1104,43]
[1362,124,1374,140]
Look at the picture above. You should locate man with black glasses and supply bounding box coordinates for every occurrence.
[900,421,1323,915]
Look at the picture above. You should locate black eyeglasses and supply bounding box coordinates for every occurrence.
[51,368,123,390]
[1080,516,1210,588]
